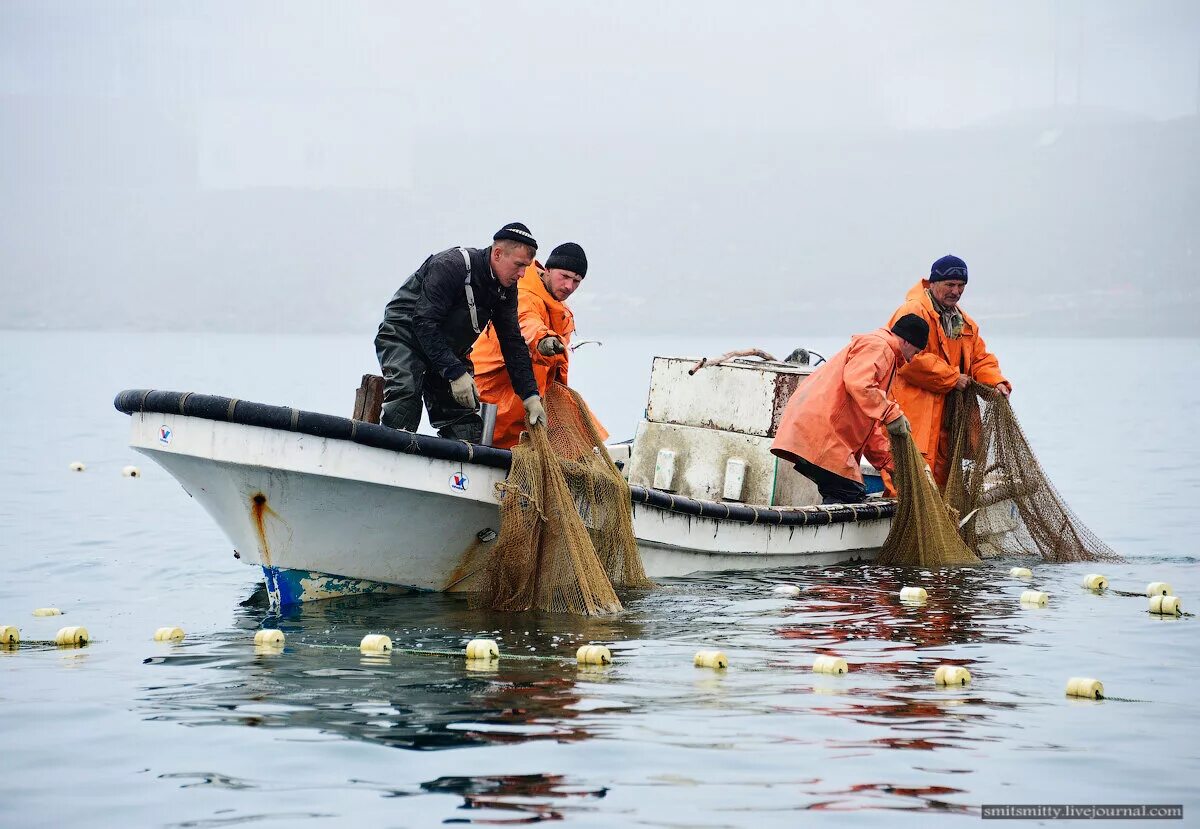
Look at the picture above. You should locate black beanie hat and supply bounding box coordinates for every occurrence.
[891,313,930,349]
[930,254,968,283]
[544,242,587,277]
[493,222,538,250]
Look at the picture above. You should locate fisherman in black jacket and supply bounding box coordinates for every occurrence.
[375,222,546,441]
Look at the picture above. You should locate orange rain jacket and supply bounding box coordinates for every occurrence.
[886,280,1008,485]
[770,328,906,483]
[471,263,608,449]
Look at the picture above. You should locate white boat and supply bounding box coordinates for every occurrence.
[115,355,893,607]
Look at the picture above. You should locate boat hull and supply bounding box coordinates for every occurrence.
[127,407,887,605]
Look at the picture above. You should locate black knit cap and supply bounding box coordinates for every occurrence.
[891,313,930,349]
[544,242,587,277]
[493,221,537,250]
[930,254,968,283]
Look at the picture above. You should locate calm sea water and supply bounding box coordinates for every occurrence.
[1,331,1198,827]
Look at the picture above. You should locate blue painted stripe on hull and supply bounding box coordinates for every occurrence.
[261,566,413,607]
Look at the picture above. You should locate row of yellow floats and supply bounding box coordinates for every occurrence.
[759,572,1188,701]
[5,572,1180,702]
[891,572,1183,615]
[1007,570,1183,616]
[0,622,613,667]
[1,621,1106,699]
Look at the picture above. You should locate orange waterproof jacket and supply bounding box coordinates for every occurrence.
[886,280,1008,483]
[471,264,607,449]
[770,328,906,482]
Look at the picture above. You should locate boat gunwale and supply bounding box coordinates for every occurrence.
[115,388,895,529]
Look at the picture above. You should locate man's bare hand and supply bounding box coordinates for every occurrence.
[996,381,1012,398]
[954,373,971,391]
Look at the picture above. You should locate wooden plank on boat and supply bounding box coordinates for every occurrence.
[353,374,384,424]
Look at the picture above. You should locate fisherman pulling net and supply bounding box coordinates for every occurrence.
[878,382,1119,566]
[876,431,980,567]
[943,382,1120,563]
[470,381,654,615]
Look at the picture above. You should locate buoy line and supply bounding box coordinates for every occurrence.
[300,641,574,664]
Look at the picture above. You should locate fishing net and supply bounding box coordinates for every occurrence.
[876,431,981,567]
[469,381,653,615]
[943,383,1120,563]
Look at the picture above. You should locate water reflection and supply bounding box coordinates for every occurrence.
[772,564,1024,653]
[422,774,607,824]
[125,559,1200,819]
[139,590,640,752]
[804,781,972,814]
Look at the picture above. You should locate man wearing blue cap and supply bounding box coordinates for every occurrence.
[886,254,1011,488]
[375,222,546,441]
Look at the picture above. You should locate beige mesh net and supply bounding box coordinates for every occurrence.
[876,432,981,567]
[469,381,653,615]
[944,383,1120,563]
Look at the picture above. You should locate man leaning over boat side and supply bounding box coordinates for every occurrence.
[374,222,547,441]
[770,316,930,504]
[885,254,1011,488]
[470,242,608,449]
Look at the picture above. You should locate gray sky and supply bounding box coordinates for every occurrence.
[3,0,1198,336]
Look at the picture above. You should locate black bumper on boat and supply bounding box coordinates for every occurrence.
[115,389,894,528]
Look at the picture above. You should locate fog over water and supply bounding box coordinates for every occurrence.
[2,1,1198,336]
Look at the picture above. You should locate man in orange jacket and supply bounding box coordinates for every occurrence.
[770,315,930,504]
[472,242,606,449]
[886,254,1011,487]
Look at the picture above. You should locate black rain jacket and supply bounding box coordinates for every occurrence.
[376,246,538,400]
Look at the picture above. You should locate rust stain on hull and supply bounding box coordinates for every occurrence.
[250,492,280,568]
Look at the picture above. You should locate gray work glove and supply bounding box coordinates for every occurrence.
[449,373,480,411]
[885,414,911,437]
[523,394,547,427]
[537,336,566,356]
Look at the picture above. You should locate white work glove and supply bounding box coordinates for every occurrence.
[449,373,479,410]
[523,394,547,427]
[537,336,566,356]
[885,414,911,437]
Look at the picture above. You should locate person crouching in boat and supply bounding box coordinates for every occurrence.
[885,254,1011,488]
[770,315,930,504]
[471,243,607,449]
[374,222,547,441]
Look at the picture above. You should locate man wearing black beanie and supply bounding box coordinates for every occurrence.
[470,242,600,449]
[771,317,927,504]
[885,254,1011,488]
[375,222,547,440]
